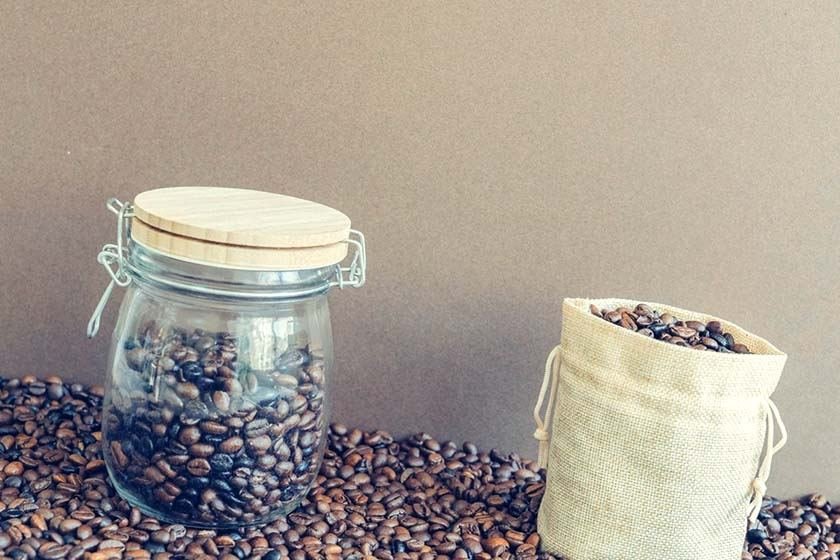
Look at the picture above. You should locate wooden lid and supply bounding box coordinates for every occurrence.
[131,187,351,270]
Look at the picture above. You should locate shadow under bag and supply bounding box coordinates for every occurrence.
[534,298,787,560]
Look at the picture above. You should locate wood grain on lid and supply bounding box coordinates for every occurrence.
[133,187,352,248]
[130,187,352,269]
[131,219,349,270]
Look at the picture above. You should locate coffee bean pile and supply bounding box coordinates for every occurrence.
[590,302,753,353]
[104,327,326,527]
[0,375,834,560]
[744,494,840,560]
[0,375,559,560]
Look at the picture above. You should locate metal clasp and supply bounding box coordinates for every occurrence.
[331,229,367,289]
[86,198,134,338]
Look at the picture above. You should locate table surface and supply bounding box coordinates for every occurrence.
[0,375,833,560]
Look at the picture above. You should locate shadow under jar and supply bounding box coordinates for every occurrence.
[87,187,366,528]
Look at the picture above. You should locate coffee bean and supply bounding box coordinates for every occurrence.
[194,336,215,353]
[39,543,72,559]
[189,443,215,458]
[709,332,729,349]
[619,312,637,331]
[143,466,166,484]
[212,391,230,412]
[275,349,309,371]
[126,348,148,371]
[209,453,234,472]
[3,461,24,476]
[685,320,707,333]
[242,373,258,394]
[186,458,211,477]
[220,378,243,396]
[247,435,271,455]
[670,325,697,339]
[155,459,176,478]
[733,343,751,354]
[59,518,82,533]
[605,310,621,323]
[219,436,243,454]
[110,441,128,468]
[199,420,227,435]
[181,399,208,422]
[178,426,201,446]
[244,418,269,438]
[46,382,65,400]
[84,326,538,548]
[700,336,719,350]
[591,303,752,354]
[273,373,299,388]
[175,383,199,400]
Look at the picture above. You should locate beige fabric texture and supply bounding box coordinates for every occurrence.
[537,298,787,560]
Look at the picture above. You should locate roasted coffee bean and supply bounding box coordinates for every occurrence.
[181,400,208,422]
[700,336,719,350]
[199,420,228,435]
[709,332,730,349]
[143,466,166,484]
[590,303,752,354]
[103,328,328,526]
[275,349,309,371]
[178,426,201,446]
[209,453,234,472]
[46,382,65,401]
[685,320,706,333]
[219,436,243,454]
[247,435,272,455]
[12,374,804,559]
[186,458,211,477]
[244,418,269,438]
[670,325,697,339]
[212,391,230,412]
[175,383,199,400]
[189,443,215,458]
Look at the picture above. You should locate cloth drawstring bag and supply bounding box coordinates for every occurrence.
[533,298,787,560]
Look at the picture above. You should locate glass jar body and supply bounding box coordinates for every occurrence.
[101,272,333,528]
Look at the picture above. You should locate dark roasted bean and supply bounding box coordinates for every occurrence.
[589,303,752,354]
[103,330,329,527]
[186,458,212,477]
[6,373,796,559]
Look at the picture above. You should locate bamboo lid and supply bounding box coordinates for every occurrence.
[130,187,352,270]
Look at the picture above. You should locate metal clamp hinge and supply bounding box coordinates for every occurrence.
[331,229,367,289]
[87,198,134,338]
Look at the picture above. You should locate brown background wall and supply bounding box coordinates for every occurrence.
[1,3,838,498]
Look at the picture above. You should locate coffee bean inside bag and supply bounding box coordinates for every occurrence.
[533,298,788,560]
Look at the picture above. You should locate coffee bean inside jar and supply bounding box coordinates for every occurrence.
[88,188,366,529]
[103,324,327,528]
[590,302,753,353]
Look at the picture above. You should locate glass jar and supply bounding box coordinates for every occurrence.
[87,188,366,528]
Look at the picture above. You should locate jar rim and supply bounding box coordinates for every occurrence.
[127,241,336,300]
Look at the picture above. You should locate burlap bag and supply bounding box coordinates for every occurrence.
[533,298,787,560]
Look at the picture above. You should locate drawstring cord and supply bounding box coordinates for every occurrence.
[533,346,562,469]
[747,399,787,525]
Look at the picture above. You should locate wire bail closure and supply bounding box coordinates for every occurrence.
[87,199,366,338]
[331,229,367,289]
[87,198,134,338]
